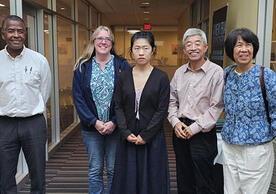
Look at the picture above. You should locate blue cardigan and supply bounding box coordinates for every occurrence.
[72,56,131,131]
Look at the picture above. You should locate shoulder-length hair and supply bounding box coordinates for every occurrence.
[224,28,259,61]
[74,25,115,71]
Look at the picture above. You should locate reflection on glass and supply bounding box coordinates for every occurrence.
[0,0,10,50]
[78,26,88,57]
[24,0,51,9]
[57,17,74,132]
[90,7,98,31]
[78,0,88,26]
[23,14,36,50]
[44,14,52,145]
[57,0,74,19]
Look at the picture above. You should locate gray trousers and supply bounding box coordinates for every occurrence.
[0,114,47,194]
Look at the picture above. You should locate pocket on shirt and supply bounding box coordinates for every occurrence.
[24,71,40,88]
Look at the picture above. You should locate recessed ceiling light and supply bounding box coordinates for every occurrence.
[0,3,6,7]
[141,2,150,5]
[144,11,150,14]
[127,30,140,34]
[140,2,150,8]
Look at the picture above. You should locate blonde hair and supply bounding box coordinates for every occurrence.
[74,26,115,71]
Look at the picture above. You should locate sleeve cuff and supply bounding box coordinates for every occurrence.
[90,118,97,127]
[122,130,132,140]
[189,122,202,135]
[171,117,181,128]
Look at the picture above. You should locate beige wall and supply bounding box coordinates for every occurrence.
[225,0,258,34]
[224,0,258,67]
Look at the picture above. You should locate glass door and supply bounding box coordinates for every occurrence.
[16,4,47,181]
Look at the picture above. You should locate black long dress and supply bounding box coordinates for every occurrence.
[111,67,170,194]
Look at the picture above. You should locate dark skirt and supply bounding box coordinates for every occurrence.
[111,120,170,194]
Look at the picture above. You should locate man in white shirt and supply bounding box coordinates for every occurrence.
[0,15,51,194]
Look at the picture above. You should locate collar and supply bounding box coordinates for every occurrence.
[4,45,26,59]
[92,54,114,65]
[184,57,210,74]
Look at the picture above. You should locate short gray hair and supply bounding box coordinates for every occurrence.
[1,15,25,33]
[182,28,207,45]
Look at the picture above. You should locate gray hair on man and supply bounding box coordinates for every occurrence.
[182,28,207,46]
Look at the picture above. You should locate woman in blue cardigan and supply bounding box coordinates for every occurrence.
[72,26,130,194]
[222,28,276,194]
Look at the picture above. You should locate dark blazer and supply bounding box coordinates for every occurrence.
[115,67,170,143]
[72,56,131,132]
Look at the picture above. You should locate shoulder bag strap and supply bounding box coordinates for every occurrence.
[259,66,271,125]
[225,65,235,83]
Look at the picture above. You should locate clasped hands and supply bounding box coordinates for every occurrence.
[127,133,146,145]
[174,122,193,139]
[95,120,116,135]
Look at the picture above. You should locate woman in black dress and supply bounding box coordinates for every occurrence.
[111,31,170,194]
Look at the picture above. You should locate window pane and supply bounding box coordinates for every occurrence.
[0,0,10,50]
[191,2,197,26]
[78,0,88,26]
[57,17,74,132]
[78,26,88,57]
[24,0,51,9]
[90,6,97,31]
[202,0,210,19]
[57,0,74,19]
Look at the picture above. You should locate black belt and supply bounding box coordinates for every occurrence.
[179,118,195,126]
[0,113,43,119]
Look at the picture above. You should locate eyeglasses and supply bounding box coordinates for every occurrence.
[94,37,112,43]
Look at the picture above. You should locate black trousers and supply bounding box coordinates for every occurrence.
[0,114,47,194]
[173,118,217,194]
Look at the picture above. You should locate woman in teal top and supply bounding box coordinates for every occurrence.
[72,26,130,194]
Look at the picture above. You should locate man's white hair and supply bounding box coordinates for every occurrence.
[182,28,207,45]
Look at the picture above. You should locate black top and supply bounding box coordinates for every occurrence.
[114,67,170,143]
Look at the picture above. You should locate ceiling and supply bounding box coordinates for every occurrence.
[88,0,190,26]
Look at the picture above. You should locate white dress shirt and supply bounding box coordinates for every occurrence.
[0,46,52,117]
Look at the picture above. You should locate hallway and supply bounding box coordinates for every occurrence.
[18,122,276,194]
[18,122,178,194]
